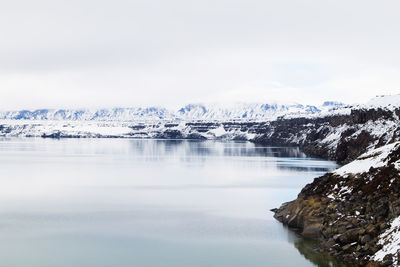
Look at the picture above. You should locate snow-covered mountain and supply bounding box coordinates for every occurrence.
[3,94,400,124]
[0,107,177,121]
[0,95,397,146]
[0,101,346,122]
[319,101,347,111]
[176,102,323,121]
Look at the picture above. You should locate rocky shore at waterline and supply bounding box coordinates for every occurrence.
[273,142,400,266]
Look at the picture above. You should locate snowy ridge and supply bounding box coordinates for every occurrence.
[0,101,345,122]
[176,102,324,121]
[2,95,400,122]
[0,107,177,122]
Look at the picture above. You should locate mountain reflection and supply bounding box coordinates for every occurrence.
[127,140,337,172]
[0,138,341,267]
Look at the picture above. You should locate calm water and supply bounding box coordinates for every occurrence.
[0,138,344,267]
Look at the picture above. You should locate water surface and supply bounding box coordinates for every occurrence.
[0,138,344,266]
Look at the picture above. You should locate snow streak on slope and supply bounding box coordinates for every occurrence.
[374,215,400,264]
[334,142,400,176]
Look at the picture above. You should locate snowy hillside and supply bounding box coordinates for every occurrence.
[365,94,400,109]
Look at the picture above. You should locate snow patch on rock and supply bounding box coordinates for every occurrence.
[373,215,400,264]
[334,142,400,176]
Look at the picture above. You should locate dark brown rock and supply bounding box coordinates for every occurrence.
[272,148,400,265]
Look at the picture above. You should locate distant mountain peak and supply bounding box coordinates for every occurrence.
[322,101,345,107]
[0,101,350,122]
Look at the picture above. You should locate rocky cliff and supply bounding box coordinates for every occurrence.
[273,142,400,266]
[254,107,400,164]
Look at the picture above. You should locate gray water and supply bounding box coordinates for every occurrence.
[0,138,342,267]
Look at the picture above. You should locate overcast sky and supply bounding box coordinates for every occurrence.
[0,0,399,109]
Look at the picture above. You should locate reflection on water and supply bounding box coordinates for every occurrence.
[294,235,360,267]
[0,138,342,267]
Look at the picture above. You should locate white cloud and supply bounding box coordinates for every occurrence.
[0,0,399,109]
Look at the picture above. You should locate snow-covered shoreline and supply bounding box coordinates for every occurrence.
[1,95,400,166]
[2,95,400,265]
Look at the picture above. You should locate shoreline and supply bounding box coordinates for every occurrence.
[1,104,400,265]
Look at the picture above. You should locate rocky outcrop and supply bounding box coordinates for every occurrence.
[273,142,400,266]
[254,108,400,164]
[258,104,400,265]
